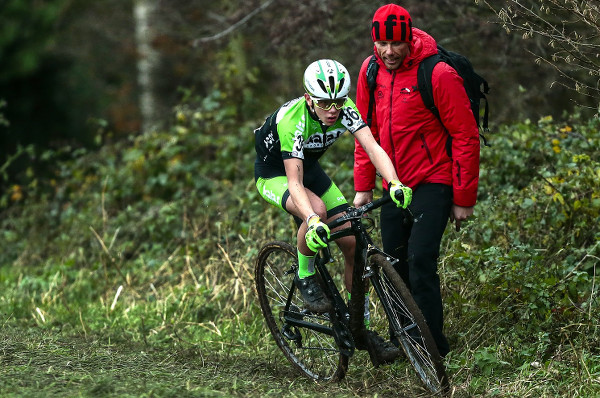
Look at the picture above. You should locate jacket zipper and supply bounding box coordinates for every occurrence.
[419,134,434,164]
[388,71,398,170]
[455,160,462,186]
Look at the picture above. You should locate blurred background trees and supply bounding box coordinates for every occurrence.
[482,0,600,114]
[1,0,598,196]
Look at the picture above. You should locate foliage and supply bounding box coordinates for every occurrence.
[1,80,600,396]
[482,0,600,114]
[0,0,71,161]
[0,0,137,191]
[0,0,70,82]
[4,0,600,201]
[440,111,600,394]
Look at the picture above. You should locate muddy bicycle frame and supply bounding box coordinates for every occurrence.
[281,194,411,360]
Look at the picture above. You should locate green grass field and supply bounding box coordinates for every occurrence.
[1,110,599,397]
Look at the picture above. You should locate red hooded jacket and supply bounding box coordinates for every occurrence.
[354,28,480,207]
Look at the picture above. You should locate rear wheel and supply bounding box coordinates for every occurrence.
[369,253,449,394]
[254,241,348,381]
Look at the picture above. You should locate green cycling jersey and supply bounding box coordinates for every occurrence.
[254,96,366,175]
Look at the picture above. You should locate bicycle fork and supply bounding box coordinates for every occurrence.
[367,257,421,344]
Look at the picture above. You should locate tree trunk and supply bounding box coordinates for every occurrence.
[134,0,159,133]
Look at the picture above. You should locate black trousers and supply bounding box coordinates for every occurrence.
[381,183,452,357]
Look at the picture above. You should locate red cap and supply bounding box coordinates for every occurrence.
[371,4,413,43]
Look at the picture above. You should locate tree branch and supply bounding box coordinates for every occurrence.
[192,0,276,46]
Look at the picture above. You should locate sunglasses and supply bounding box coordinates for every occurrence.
[311,97,347,111]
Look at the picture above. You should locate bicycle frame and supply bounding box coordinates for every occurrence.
[257,193,449,392]
[281,242,355,356]
[281,195,403,358]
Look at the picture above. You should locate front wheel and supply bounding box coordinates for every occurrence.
[254,241,348,381]
[369,253,449,394]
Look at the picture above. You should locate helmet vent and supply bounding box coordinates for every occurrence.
[328,76,336,95]
[338,77,345,93]
[318,80,327,94]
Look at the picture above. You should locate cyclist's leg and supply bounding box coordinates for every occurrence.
[256,173,325,257]
[327,212,355,293]
[256,172,332,313]
[302,165,355,292]
[256,174,321,274]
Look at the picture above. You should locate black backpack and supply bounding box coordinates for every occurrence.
[366,44,490,146]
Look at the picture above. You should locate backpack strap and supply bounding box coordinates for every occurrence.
[479,77,490,132]
[417,53,442,121]
[365,55,379,127]
[418,53,454,156]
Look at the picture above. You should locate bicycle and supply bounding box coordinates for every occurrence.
[254,193,450,394]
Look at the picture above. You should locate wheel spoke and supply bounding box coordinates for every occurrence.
[255,242,348,382]
[369,254,449,394]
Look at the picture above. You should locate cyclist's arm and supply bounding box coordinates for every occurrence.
[354,126,399,187]
[283,157,315,223]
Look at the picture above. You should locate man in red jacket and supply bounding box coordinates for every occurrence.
[353,3,480,357]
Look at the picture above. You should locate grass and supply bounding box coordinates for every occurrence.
[2,246,598,398]
[3,305,598,397]
[0,318,443,397]
[1,112,600,396]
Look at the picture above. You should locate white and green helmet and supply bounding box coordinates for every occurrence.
[303,59,350,100]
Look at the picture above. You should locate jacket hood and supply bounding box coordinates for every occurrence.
[373,28,438,70]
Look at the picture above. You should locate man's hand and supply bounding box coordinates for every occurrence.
[389,180,412,209]
[353,191,373,207]
[305,216,330,252]
[450,205,474,231]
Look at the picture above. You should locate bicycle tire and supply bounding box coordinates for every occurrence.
[369,253,449,394]
[255,241,348,381]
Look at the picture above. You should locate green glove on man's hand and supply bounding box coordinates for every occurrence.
[305,215,330,253]
[389,180,412,209]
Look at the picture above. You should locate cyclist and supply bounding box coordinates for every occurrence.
[253,59,412,320]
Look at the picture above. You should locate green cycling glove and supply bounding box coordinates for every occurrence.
[389,180,412,209]
[305,215,330,253]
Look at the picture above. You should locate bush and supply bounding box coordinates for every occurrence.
[0,92,599,395]
[443,112,599,382]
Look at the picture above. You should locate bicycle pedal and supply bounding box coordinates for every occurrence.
[281,324,302,342]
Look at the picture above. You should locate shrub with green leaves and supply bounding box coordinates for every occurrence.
[443,112,599,389]
[0,90,599,395]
